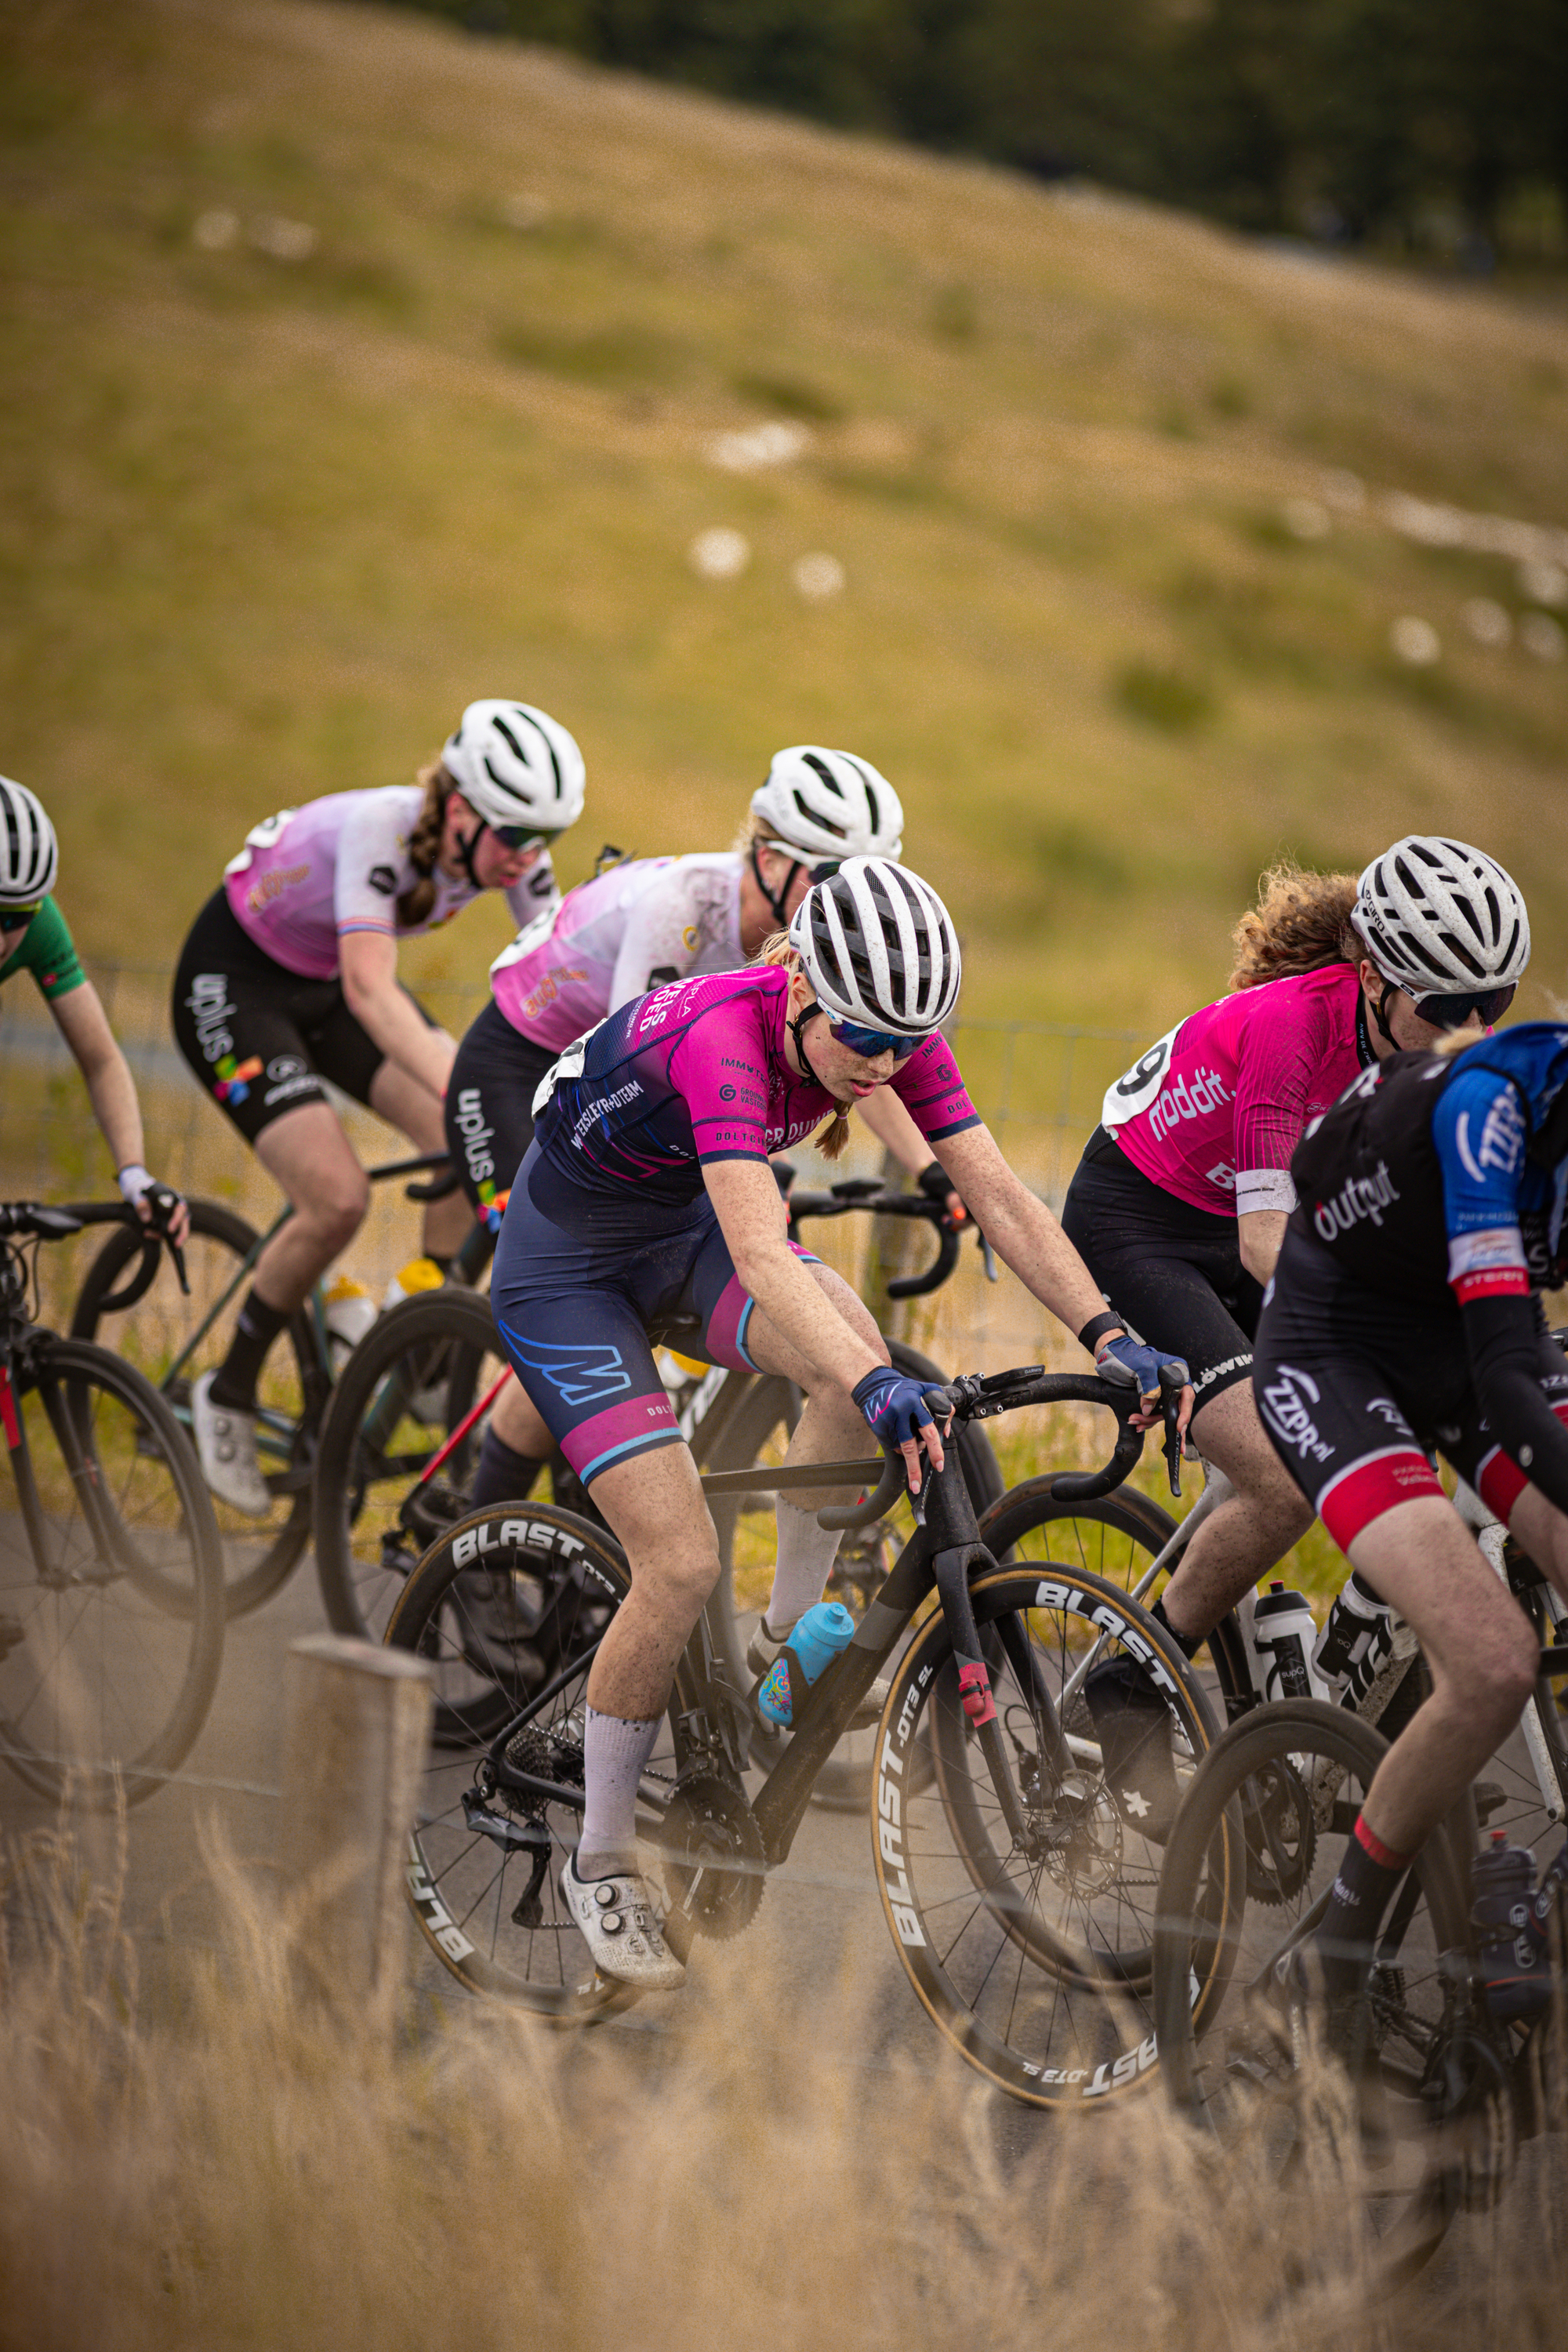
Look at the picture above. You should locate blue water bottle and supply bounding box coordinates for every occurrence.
[1472,1831,1548,2021]
[757,1601,856,1728]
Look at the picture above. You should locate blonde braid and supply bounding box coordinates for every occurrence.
[397,763,454,928]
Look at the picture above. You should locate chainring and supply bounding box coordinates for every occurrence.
[1242,1755,1316,1905]
[655,1765,767,1940]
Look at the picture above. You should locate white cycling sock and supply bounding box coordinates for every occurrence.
[577,1708,662,1876]
[764,1497,844,1638]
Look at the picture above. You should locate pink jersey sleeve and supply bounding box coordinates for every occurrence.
[1229,985,1334,1207]
[888,1033,981,1142]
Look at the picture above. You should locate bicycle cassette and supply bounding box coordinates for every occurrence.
[1242,1755,1316,1905]
[655,1766,766,1941]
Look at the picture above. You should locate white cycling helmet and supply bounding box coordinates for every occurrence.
[752,746,904,862]
[1354,836,1530,994]
[441,700,586,836]
[789,856,961,1035]
[0,776,59,907]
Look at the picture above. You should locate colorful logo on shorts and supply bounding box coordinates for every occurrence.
[213,1053,263,1106]
[476,1181,510,1236]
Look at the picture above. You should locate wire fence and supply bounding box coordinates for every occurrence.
[0,956,1142,1368]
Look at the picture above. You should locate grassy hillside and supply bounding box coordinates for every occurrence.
[2,0,1566,1031]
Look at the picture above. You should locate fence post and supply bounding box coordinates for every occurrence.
[278,1633,434,2035]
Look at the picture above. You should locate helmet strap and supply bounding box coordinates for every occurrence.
[787,1001,825,1080]
[457,818,488,888]
[1371,978,1402,1049]
[752,841,804,931]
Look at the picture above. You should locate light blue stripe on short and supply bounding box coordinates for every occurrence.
[735,1295,759,1371]
[577,1427,681,1484]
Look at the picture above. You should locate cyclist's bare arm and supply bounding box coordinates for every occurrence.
[929,1123,1194,1436]
[338,930,456,1100]
[702,1155,945,1483]
[855,1085,966,1220]
[1238,1207,1288,1285]
[50,982,190,1242]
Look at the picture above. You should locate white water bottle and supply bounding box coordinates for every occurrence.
[1249,1582,1331,1704]
[323,1275,377,1372]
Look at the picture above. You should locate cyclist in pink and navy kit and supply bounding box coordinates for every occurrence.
[1060,840,1530,1741]
[170,699,586,1516]
[492,858,1193,1989]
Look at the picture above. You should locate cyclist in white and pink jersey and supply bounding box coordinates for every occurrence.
[443,749,969,1519]
[1060,842,1529,1802]
[171,699,586,1515]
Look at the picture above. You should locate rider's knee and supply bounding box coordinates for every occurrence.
[307,1167,370,1250]
[655,1544,722,1620]
[1470,1617,1540,1726]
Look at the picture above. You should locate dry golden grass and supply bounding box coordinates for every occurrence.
[3,1813,1567,2352]
[2,0,1566,1035]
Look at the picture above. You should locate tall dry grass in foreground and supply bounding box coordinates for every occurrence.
[1,1817,1564,2352]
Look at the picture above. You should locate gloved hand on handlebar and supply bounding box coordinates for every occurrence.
[117,1165,191,1247]
[916,1160,967,1225]
[851,1365,949,1494]
[1093,1330,1189,1398]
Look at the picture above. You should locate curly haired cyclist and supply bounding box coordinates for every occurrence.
[1060,839,1529,1827]
[1257,960,1568,2034]
[489,857,1193,1987]
[0,775,187,1244]
[445,745,964,1515]
[170,699,585,1514]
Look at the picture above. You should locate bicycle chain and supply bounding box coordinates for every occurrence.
[655,1764,767,1940]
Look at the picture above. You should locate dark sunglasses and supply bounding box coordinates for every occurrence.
[827,1016,925,1062]
[1411,982,1515,1030]
[486,823,554,853]
[0,903,40,935]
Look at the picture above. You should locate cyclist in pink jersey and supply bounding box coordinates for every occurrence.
[488,859,1193,1988]
[443,749,969,1519]
[1059,840,1529,1821]
[170,699,586,1515]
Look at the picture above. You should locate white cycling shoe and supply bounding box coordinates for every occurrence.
[191,1371,272,1518]
[560,1852,686,1991]
[746,1619,887,1732]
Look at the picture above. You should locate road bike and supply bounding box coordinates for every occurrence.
[383,1359,1224,2107]
[312,1174,1004,1801]
[70,1149,471,1616]
[0,1200,224,1806]
[1150,1606,1568,2288]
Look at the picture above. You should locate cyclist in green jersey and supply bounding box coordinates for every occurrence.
[1,777,188,1240]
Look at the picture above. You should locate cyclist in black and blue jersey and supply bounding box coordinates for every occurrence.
[1247,851,1568,2036]
[0,775,187,1242]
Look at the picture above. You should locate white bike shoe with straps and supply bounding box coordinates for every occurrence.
[560,1853,686,1991]
[191,1370,271,1518]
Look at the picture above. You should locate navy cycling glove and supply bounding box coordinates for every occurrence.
[852,1367,941,1449]
[1094,1331,1189,1395]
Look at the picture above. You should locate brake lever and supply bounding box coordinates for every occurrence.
[977,1226,998,1284]
[1159,1362,1185,1497]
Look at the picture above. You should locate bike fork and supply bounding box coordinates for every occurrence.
[932,1541,1065,1846]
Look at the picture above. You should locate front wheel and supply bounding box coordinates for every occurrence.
[0,1337,225,1806]
[1152,1700,1475,2288]
[873,1560,1221,2107]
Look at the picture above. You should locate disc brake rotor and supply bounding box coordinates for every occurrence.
[1243,1756,1316,1904]
[655,1765,767,1940]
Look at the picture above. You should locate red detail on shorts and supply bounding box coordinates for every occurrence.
[1450,1266,1530,1305]
[0,1365,18,1449]
[957,1660,998,1727]
[1319,1449,1446,1551]
[1476,1398,1568,1523]
[1353,1813,1414,1873]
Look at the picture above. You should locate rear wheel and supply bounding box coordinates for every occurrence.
[873,1560,1221,2106]
[71,1200,314,1617]
[1152,1700,1476,2288]
[0,1338,225,1806]
[312,1287,510,1671]
[385,1504,673,2019]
